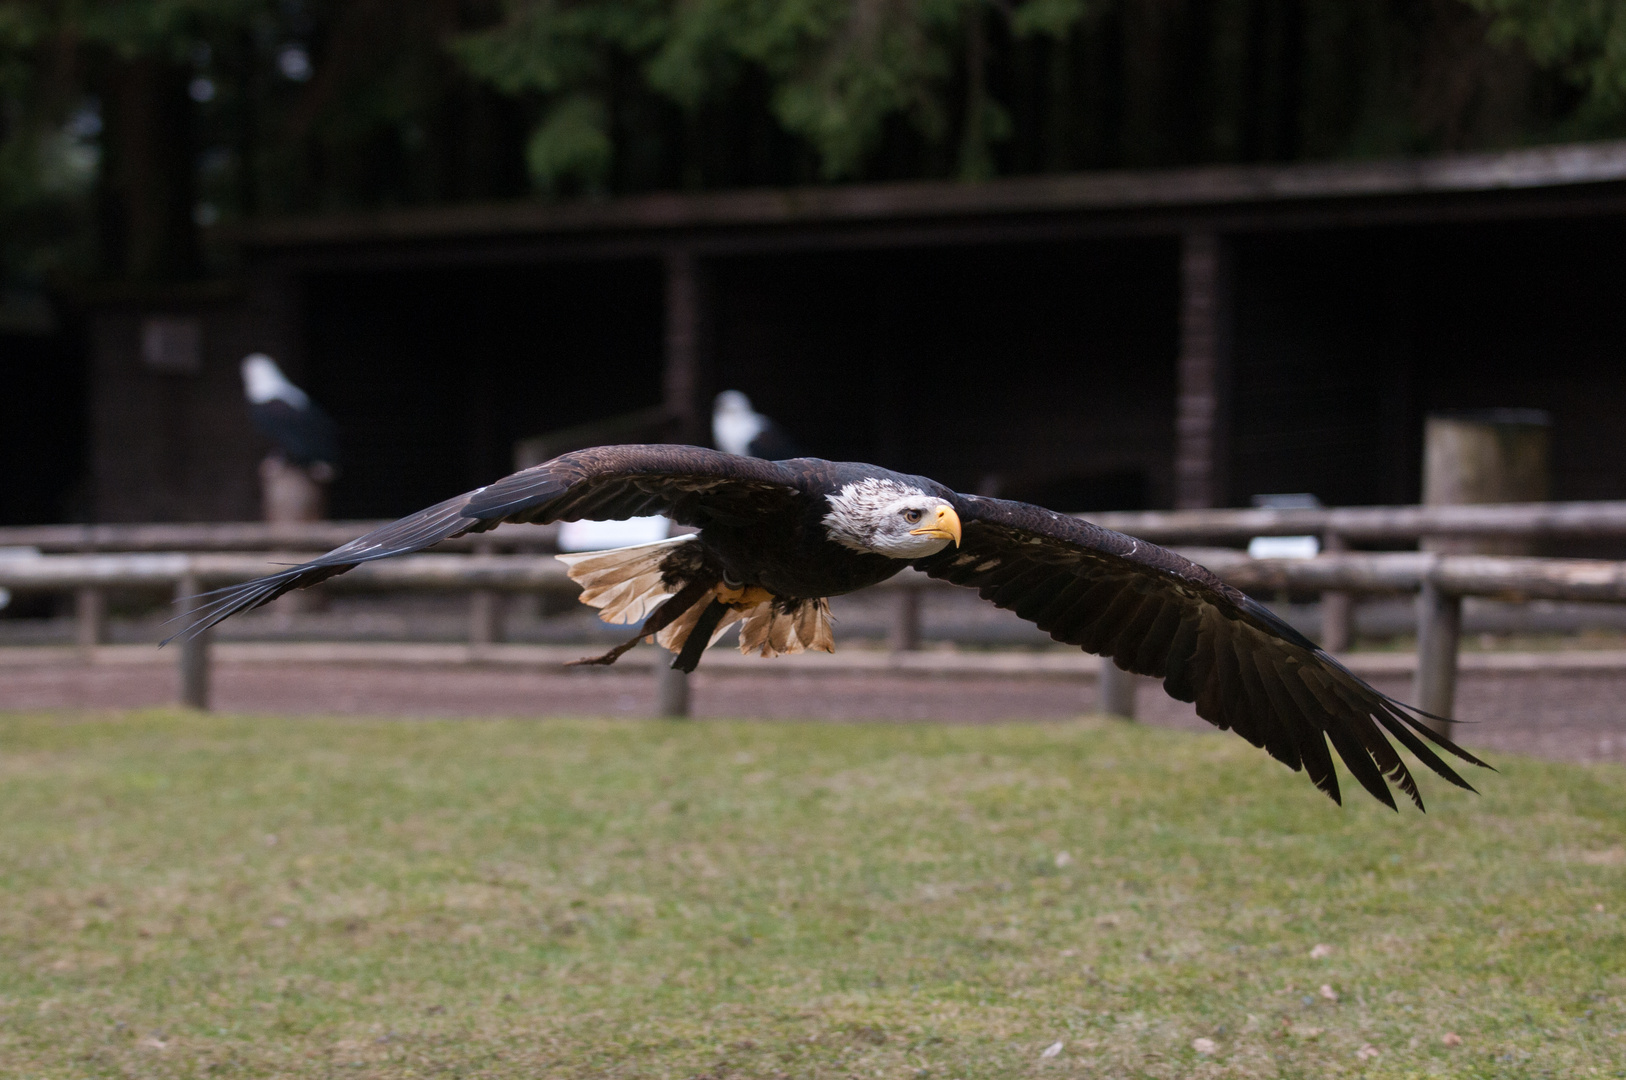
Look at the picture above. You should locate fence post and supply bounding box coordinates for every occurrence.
[175,570,212,711]
[468,537,503,645]
[1319,532,1353,652]
[888,585,921,652]
[468,591,503,645]
[75,587,108,652]
[1412,576,1461,736]
[1098,657,1137,719]
[655,664,690,718]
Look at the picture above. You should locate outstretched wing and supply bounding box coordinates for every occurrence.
[915,494,1491,810]
[172,445,800,642]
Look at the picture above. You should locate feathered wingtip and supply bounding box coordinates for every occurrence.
[1309,648,1496,812]
[159,570,307,646]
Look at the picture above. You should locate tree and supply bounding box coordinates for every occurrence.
[0,0,1612,289]
[1466,0,1626,131]
[0,0,526,287]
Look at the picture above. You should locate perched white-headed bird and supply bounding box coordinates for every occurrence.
[711,390,804,460]
[241,354,339,472]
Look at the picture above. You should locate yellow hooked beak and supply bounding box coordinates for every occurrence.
[909,504,963,548]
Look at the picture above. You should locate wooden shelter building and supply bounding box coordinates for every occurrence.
[78,139,1626,524]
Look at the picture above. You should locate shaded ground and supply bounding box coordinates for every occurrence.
[4,656,1624,765]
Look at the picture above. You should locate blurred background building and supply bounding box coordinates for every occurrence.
[3,0,1626,526]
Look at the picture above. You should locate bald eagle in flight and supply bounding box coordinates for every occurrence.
[175,445,1487,810]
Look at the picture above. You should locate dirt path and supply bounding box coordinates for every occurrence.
[5,657,1625,766]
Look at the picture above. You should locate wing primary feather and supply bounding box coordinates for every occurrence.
[1322,729,1400,811]
[1306,653,1490,771]
[1219,632,1278,749]
[1062,588,1147,653]
[1319,717,1401,811]
[1236,636,1336,799]
[1273,665,1411,800]
[1127,600,1185,677]
[1247,653,1326,771]
[975,560,1059,605]
[1159,616,1204,703]
[161,570,311,644]
[1024,575,1095,630]
[1310,663,1485,790]
[1368,703,1482,793]
[1296,665,1414,783]
[1109,593,1168,670]
[1041,578,1133,640]
[1320,666,1487,785]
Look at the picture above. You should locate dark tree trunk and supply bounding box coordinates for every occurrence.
[99,54,198,281]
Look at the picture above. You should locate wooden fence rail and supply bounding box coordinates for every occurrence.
[11,549,1626,604]
[1088,500,1626,542]
[9,499,1626,554]
[0,521,559,553]
[6,548,1626,727]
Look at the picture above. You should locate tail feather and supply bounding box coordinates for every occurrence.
[558,535,695,625]
[560,535,741,662]
[737,598,833,658]
[654,592,746,653]
[557,536,835,666]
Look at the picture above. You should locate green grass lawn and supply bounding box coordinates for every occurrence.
[1,710,1623,1079]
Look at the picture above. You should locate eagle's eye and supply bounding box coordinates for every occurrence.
[902,508,923,524]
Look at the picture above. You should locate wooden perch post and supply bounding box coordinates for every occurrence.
[1098,659,1137,719]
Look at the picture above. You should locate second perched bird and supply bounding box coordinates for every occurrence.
[711,390,805,460]
[241,353,339,475]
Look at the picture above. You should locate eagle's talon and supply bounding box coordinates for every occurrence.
[715,583,773,608]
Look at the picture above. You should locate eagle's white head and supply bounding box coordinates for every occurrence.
[822,478,963,559]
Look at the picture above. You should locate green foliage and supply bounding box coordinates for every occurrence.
[455,0,669,95]
[0,1,1617,285]
[0,3,99,283]
[1,709,1623,1076]
[71,0,273,62]
[1009,0,1091,40]
[455,0,668,190]
[760,0,966,179]
[458,0,991,183]
[1468,0,1626,128]
[526,92,613,188]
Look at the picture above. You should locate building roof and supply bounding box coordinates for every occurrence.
[240,140,1626,263]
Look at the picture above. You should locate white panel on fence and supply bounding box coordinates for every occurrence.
[1247,535,1320,559]
[0,547,39,611]
[558,517,670,552]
